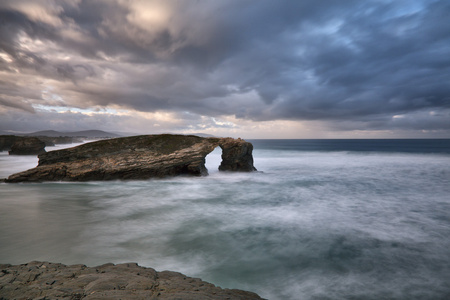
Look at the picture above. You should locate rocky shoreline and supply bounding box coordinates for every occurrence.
[0,261,263,299]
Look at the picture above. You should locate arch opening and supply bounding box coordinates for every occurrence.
[205,146,222,175]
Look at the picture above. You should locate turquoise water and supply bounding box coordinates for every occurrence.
[1,140,450,299]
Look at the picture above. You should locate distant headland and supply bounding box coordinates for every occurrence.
[0,130,118,155]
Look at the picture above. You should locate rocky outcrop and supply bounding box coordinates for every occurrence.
[1,135,80,152]
[5,134,256,182]
[8,137,46,155]
[0,135,23,152]
[219,138,257,172]
[0,261,263,299]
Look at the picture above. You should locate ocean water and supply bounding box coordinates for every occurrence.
[1,139,450,300]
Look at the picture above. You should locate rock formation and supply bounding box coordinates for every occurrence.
[0,135,21,152]
[1,135,81,151]
[219,138,257,172]
[0,261,263,299]
[5,134,257,182]
[8,137,46,155]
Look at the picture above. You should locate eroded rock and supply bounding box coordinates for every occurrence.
[5,134,257,182]
[0,261,263,299]
[219,138,257,172]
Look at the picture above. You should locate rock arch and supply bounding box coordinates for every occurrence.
[4,135,257,182]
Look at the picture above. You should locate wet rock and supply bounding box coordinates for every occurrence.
[0,261,263,299]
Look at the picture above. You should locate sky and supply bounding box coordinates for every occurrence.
[0,0,449,139]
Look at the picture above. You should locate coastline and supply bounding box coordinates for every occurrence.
[0,261,263,299]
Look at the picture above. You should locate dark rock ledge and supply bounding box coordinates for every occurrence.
[0,261,263,299]
[5,134,257,183]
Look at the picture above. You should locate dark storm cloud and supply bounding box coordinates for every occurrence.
[0,0,449,135]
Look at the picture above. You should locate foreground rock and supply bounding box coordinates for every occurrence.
[8,137,46,155]
[5,134,256,182]
[0,261,263,300]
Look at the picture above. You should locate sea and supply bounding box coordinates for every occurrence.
[1,139,449,300]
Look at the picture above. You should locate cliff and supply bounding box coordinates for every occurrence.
[0,261,262,299]
[5,134,256,182]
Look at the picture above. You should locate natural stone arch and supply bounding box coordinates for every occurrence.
[203,137,257,173]
[4,135,257,183]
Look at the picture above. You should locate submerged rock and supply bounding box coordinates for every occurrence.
[5,134,257,182]
[0,261,263,299]
[8,137,46,155]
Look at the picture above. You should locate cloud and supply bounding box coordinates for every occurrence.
[0,0,449,137]
[0,96,35,113]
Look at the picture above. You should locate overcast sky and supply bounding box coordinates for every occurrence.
[1,0,449,138]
